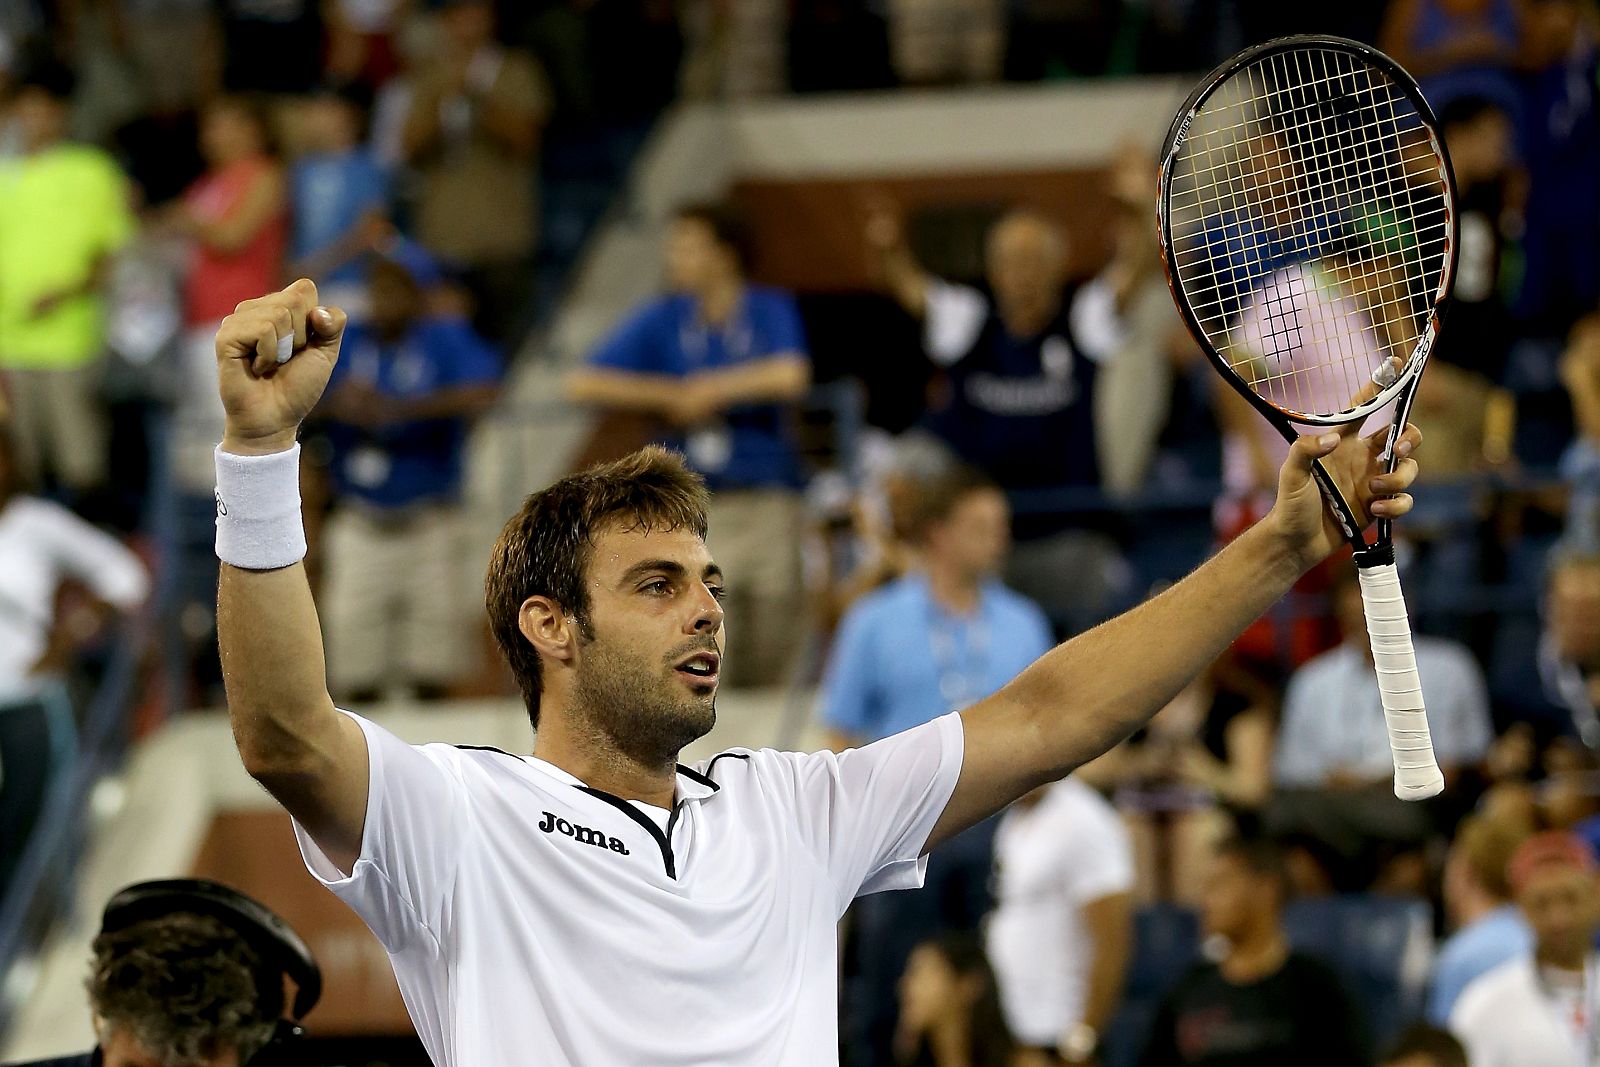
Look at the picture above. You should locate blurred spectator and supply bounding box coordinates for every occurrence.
[864,203,1131,634]
[1449,830,1600,1066]
[1436,95,1520,385]
[895,932,1017,1067]
[1082,655,1275,903]
[1560,313,1600,551]
[884,0,1003,85]
[570,202,812,687]
[1426,814,1534,1023]
[1138,836,1371,1067]
[0,60,133,498]
[820,465,1052,1067]
[0,425,148,893]
[1269,568,1493,890]
[986,776,1133,1067]
[91,0,220,116]
[1379,1024,1470,1067]
[1070,143,1182,499]
[1541,544,1600,747]
[216,0,324,95]
[678,0,787,98]
[324,0,407,89]
[288,83,390,314]
[9,879,318,1067]
[316,252,499,703]
[401,0,549,349]
[1514,0,1600,331]
[1379,0,1522,114]
[167,94,286,489]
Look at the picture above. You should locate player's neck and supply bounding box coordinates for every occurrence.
[925,561,982,616]
[531,715,678,809]
[1220,926,1289,984]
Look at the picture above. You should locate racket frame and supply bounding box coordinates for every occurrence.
[1155,33,1459,567]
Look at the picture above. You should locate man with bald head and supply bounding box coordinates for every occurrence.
[867,204,1128,633]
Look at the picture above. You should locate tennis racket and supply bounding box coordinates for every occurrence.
[1157,35,1457,801]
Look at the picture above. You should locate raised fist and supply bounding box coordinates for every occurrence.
[216,278,347,456]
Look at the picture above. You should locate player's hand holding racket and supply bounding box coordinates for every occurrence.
[1159,36,1455,800]
[216,278,347,456]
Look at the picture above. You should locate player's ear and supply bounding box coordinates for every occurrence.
[518,596,576,662]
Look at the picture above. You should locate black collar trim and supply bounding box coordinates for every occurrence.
[577,787,677,879]
[454,744,526,762]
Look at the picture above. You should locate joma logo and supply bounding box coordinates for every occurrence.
[539,811,630,855]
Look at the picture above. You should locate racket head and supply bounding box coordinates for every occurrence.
[1157,35,1458,428]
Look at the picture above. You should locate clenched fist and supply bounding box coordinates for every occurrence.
[217,278,347,456]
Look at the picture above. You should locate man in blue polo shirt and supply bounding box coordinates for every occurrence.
[821,464,1054,1067]
[569,201,812,686]
[318,248,500,701]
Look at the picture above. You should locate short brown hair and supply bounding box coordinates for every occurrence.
[673,201,753,272]
[906,465,1001,544]
[486,446,710,727]
[89,913,278,1067]
[1380,1023,1468,1067]
[1452,815,1530,901]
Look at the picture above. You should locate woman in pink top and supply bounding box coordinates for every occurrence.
[179,96,287,328]
[168,96,288,492]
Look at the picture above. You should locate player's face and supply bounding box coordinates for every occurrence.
[1517,866,1600,963]
[98,1026,239,1067]
[571,523,725,762]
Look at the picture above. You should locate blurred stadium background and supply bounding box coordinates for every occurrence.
[0,0,1597,1064]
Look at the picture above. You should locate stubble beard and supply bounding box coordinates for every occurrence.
[569,636,717,768]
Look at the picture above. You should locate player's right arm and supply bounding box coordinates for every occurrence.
[214,279,369,876]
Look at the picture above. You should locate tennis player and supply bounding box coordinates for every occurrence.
[212,280,1421,1066]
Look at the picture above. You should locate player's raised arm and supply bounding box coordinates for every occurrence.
[926,415,1423,849]
[213,279,369,874]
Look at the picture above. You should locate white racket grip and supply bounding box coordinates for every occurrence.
[1357,562,1444,800]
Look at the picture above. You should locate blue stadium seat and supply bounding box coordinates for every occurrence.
[1282,894,1433,1048]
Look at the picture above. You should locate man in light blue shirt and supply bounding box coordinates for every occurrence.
[1427,815,1534,1024]
[1269,568,1494,888]
[821,464,1054,1066]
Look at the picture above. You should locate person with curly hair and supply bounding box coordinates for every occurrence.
[10,906,285,1067]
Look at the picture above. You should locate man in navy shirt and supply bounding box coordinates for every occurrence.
[865,205,1128,635]
[318,249,499,701]
[569,202,812,686]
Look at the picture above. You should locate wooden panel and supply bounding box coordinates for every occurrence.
[189,811,413,1036]
[730,168,1120,292]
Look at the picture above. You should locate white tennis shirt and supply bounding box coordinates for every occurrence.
[294,710,965,1066]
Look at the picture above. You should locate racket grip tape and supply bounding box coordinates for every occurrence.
[1356,562,1445,801]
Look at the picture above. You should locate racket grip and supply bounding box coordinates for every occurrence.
[1357,562,1444,801]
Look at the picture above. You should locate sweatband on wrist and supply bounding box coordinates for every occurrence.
[214,444,306,570]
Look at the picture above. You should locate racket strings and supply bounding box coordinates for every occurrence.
[1165,45,1451,418]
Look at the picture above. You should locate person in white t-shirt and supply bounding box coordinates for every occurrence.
[986,776,1134,1066]
[206,280,1423,1067]
[1450,830,1600,1067]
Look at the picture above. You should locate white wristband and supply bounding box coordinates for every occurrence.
[214,444,307,570]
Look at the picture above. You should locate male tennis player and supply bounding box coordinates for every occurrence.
[212,280,1421,1066]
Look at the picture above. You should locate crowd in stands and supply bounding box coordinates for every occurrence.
[0,1,1598,1066]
